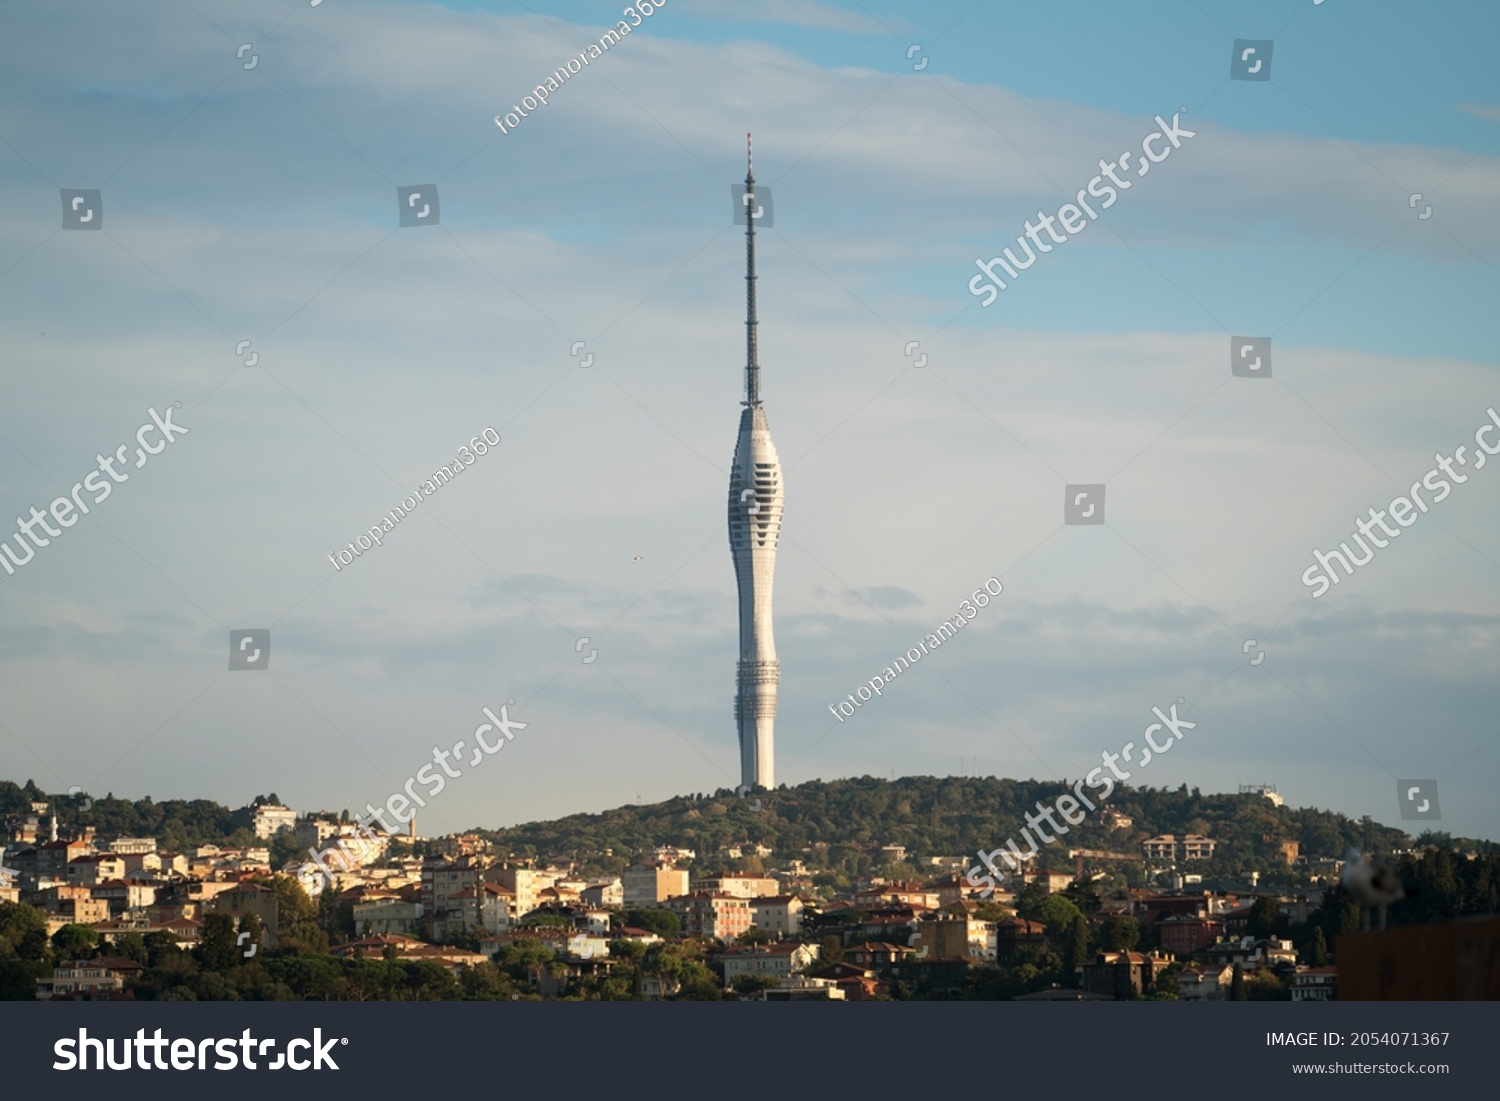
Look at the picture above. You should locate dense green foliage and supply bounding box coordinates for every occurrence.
[0,780,259,852]
[475,775,1439,883]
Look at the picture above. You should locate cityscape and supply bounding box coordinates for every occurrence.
[2,0,1499,1036]
[3,776,1496,1001]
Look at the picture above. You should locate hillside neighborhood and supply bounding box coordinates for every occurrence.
[5,781,1493,1002]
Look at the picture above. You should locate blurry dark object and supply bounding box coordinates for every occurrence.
[1337,915,1500,999]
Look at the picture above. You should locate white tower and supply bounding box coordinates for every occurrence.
[729,134,783,792]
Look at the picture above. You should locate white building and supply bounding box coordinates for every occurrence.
[749,895,804,936]
[728,137,785,792]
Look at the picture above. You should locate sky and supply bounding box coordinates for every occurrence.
[1,0,1498,844]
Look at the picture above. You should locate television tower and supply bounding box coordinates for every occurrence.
[728,133,783,792]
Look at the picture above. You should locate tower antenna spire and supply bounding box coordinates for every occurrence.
[744,131,760,407]
[728,133,780,794]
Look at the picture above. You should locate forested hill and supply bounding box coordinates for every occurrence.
[5,775,1490,876]
[474,775,1480,875]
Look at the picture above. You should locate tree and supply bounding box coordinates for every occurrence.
[195,913,240,972]
[622,909,680,939]
[238,913,265,958]
[1244,969,1289,1001]
[1033,895,1083,950]
[1230,962,1246,1001]
[1013,881,1052,922]
[1102,913,1141,951]
[143,931,185,969]
[673,960,723,1000]
[1247,895,1284,939]
[1308,926,1329,967]
[1063,913,1092,976]
[0,902,50,961]
[0,959,43,1000]
[1062,879,1102,915]
[819,935,845,966]
[731,973,779,998]
[266,874,318,927]
[50,924,99,961]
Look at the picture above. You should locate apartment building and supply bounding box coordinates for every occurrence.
[622,862,689,907]
[664,892,752,942]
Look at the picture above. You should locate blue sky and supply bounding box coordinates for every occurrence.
[1,0,1498,846]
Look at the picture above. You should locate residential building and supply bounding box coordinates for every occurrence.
[90,879,157,916]
[1142,834,1218,862]
[293,815,346,851]
[693,872,780,899]
[211,883,281,942]
[423,859,483,921]
[720,942,818,984]
[811,962,884,1000]
[616,926,664,947]
[105,837,157,855]
[1157,914,1225,956]
[911,915,995,961]
[760,975,844,1001]
[234,803,298,839]
[580,878,623,909]
[488,866,563,916]
[1100,808,1133,831]
[845,941,918,972]
[332,936,487,976]
[1081,950,1175,1000]
[664,892,752,942]
[1292,966,1338,1002]
[1202,936,1298,971]
[993,917,1048,959]
[439,882,513,937]
[750,895,804,936]
[64,854,127,887]
[1177,964,1235,1001]
[32,885,109,927]
[37,839,93,878]
[38,958,144,999]
[353,896,424,937]
[622,862,689,908]
[854,881,940,910]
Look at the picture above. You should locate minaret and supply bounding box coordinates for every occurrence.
[728,133,784,791]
